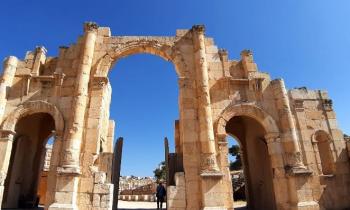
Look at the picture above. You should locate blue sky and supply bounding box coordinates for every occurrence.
[1,0,349,176]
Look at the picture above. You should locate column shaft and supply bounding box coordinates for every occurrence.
[0,56,18,122]
[192,25,219,174]
[271,79,305,169]
[60,23,98,173]
[0,132,15,206]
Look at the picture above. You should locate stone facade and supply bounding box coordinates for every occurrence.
[0,22,348,210]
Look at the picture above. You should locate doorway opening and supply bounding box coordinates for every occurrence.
[2,113,55,209]
[108,54,178,209]
[226,116,276,210]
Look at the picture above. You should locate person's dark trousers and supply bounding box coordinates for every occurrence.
[157,197,164,210]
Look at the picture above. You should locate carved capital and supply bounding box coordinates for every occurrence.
[0,129,15,141]
[218,48,228,56]
[84,22,99,33]
[54,72,65,86]
[283,152,311,176]
[200,153,222,177]
[35,46,47,54]
[322,99,333,111]
[192,24,206,34]
[294,99,304,111]
[240,49,253,57]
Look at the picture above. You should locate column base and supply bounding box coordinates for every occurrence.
[295,201,319,210]
[48,203,78,210]
[286,166,312,176]
[57,166,81,175]
[202,207,227,210]
[200,170,224,178]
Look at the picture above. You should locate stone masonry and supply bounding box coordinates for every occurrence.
[0,22,349,210]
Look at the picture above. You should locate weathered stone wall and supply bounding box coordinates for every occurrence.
[0,22,348,210]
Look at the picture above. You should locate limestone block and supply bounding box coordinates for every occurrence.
[93,194,100,207]
[206,53,221,62]
[168,199,186,208]
[100,193,112,208]
[56,176,77,192]
[87,117,101,129]
[205,46,218,54]
[53,191,74,204]
[267,142,283,155]
[167,186,186,200]
[328,119,338,129]
[205,38,214,45]
[94,172,106,184]
[78,193,92,206]
[93,183,113,194]
[79,178,94,193]
[175,172,185,187]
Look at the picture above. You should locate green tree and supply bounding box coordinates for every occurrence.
[153,161,166,181]
[229,145,242,171]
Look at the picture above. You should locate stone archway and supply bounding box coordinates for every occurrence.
[92,38,189,79]
[0,100,65,209]
[1,100,64,134]
[215,103,281,210]
[89,37,191,210]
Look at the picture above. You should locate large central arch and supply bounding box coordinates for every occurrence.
[92,37,190,79]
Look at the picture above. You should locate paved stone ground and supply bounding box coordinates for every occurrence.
[117,200,247,210]
[118,200,161,209]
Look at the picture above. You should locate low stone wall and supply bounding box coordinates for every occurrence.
[92,172,114,209]
[118,194,156,202]
[167,172,186,210]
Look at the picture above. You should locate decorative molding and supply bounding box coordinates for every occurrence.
[84,22,99,32]
[294,99,304,112]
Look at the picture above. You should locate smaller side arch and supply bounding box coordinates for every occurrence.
[0,100,65,208]
[216,103,280,138]
[1,100,65,135]
[312,130,333,143]
[312,130,335,175]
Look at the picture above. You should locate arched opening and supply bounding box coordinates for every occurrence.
[313,131,334,175]
[2,113,56,209]
[225,115,276,210]
[108,52,179,209]
[227,136,246,207]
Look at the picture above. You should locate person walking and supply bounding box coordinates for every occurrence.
[156,182,166,210]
